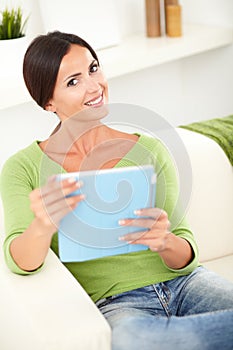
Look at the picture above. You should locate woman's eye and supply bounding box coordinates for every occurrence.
[67,78,78,87]
[90,64,98,73]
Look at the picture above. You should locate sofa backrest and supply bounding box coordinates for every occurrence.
[0,102,58,171]
[0,101,58,232]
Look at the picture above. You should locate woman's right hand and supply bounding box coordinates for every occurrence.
[29,176,84,234]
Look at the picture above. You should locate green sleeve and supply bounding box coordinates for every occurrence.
[151,137,199,273]
[1,153,42,275]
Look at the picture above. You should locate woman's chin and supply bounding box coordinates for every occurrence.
[69,104,109,124]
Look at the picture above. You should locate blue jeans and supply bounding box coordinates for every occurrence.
[96,267,233,350]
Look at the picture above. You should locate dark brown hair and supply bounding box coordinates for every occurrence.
[23,31,99,109]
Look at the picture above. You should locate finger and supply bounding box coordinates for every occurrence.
[41,179,83,207]
[134,208,168,221]
[120,226,171,243]
[119,218,155,229]
[120,230,157,243]
[49,194,85,216]
[134,208,170,231]
[40,194,85,227]
[48,194,85,227]
[128,236,167,252]
[118,216,170,231]
[29,177,83,201]
[41,176,82,198]
[119,229,149,243]
[29,188,42,202]
[30,180,84,219]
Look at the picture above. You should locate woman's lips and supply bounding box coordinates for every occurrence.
[85,93,104,107]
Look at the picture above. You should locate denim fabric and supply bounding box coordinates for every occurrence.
[96,267,233,350]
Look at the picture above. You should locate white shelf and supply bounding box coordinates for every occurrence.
[1,23,233,110]
[97,23,233,79]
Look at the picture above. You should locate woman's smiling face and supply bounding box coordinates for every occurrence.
[46,44,109,120]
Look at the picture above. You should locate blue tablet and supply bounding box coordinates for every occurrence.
[57,165,156,262]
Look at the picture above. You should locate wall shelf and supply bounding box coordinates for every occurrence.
[97,23,233,79]
[0,23,233,110]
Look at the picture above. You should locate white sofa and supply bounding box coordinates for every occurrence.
[0,102,233,350]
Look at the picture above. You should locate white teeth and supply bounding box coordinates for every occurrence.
[86,95,102,106]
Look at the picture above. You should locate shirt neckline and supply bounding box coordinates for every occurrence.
[33,133,145,173]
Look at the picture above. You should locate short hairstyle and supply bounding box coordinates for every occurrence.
[23,31,99,109]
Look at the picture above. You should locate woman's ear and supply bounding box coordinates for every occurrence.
[45,100,56,112]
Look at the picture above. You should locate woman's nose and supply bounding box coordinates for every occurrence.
[85,76,99,92]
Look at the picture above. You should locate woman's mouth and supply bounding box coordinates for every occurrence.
[85,93,104,107]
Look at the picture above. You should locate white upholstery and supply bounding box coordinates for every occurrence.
[0,102,232,349]
[177,128,233,266]
[0,240,111,350]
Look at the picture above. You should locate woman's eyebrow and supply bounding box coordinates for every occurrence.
[64,60,97,83]
[64,72,81,83]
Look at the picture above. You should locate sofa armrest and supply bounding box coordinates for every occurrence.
[176,128,233,262]
[0,238,111,350]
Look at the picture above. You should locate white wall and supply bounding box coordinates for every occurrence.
[0,0,44,39]
[109,0,233,125]
[108,44,233,126]
[0,0,232,125]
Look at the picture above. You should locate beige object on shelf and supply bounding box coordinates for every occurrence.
[165,4,182,37]
[164,0,178,5]
[145,0,161,37]
[164,0,178,34]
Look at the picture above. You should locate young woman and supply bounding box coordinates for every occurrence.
[1,31,233,350]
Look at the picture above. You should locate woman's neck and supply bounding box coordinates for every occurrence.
[40,118,139,172]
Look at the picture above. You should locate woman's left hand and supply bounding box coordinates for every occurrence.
[119,207,171,253]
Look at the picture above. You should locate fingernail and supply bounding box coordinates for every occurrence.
[68,177,77,183]
[76,180,83,188]
[118,219,125,225]
[134,209,141,215]
[118,236,126,241]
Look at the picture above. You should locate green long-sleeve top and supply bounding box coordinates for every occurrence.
[1,134,199,302]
